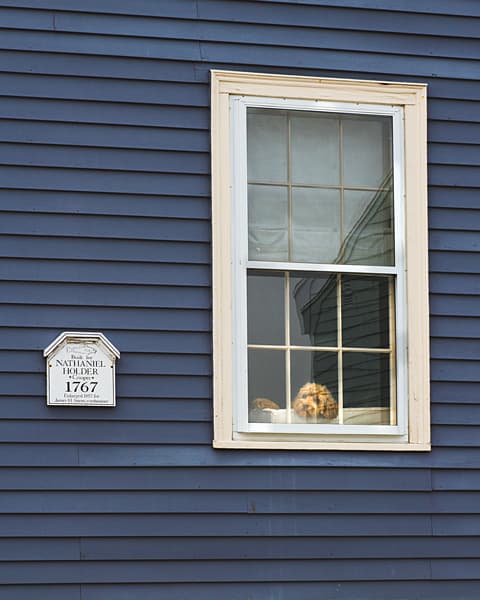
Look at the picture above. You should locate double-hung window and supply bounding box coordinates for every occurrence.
[211,70,429,451]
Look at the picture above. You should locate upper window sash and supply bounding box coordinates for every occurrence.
[231,96,405,277]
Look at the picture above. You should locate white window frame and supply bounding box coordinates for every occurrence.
[211,70,430,451]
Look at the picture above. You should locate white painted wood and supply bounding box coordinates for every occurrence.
[211,70,429,451]
[247,261,397,275]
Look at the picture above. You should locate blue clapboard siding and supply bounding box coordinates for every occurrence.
[1,1,480,598]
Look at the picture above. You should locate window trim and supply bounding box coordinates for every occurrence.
[211,70,430,451]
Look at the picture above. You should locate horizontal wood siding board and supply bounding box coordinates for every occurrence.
[431,296,480,317]
[78,446,480,469]
[0,216,211,242]
[0,166,210,195]
[0,398,212,422]
[0,191,211,219]
[0,53,197,86]
[0,330,212,354]
[0,98,210,128]
[430,230,480,253]
[433,336,480,358]
[3,18,480,61]
[431,274,480,296]
[433,470,480,490]
[75,582,480,600]
[431,339,480,360]
[0,399,212,422]
[0,261,211,286]
[0,50,200,83]
[0,238,211,264]
[432,427,480,447]
[0,467,432,491]
[3,1,480,34]
[0,559,446,584]
[432,382,480,404]
[1,535,479,561]
[0,538,80,560]
[0,421,211,444]
[2,0,480,18]
[0,143,210,173]
[249,0,480,17]
[432,366,480,383]
[0,490,479,515]
[0,282,212,309]
[0,72,208,104]
[0,514,434,537]
[0,586,80,600]
[0,1,199,19]
[430,207,480,229]
[431,317,480,339]
[0,43,479,82]
[0,445,478,468]
[202,47,479,81]
[78,536,480,560]
[432,405,480,425]
[0,119,210,151]
[0,558,450,583]
[430,253,480,274]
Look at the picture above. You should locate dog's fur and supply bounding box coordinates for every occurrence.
[252,397,281,411]
[293,382,338,420]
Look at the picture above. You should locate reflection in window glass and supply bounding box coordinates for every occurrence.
[290,274,337,348]
[247,272,284,345]
[291,188,340,263]
[342,276,390,349]
[343,190,394,266]
[343,352,390,409]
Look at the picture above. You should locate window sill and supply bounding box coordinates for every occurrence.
[213,439,431,451]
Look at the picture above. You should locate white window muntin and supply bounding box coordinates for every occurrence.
[230,95,407,438]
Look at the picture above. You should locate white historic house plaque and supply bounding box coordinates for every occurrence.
[44,332,120,407]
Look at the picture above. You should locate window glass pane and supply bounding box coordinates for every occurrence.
[247,109,287,183]
[290,273,337,347]
[247,272,284,345]
[248,349,286,423]
[343,352,391,416]
[291,351,338,423]
[248,184,288,260]
[291,112,339,185]
[343,116,392,188]
[291,187,340,263]
[342,276,390,349]
[343,189,394,266]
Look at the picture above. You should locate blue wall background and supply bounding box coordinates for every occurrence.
[0,1,479,598]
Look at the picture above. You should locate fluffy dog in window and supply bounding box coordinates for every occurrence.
[293,382,338,420]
